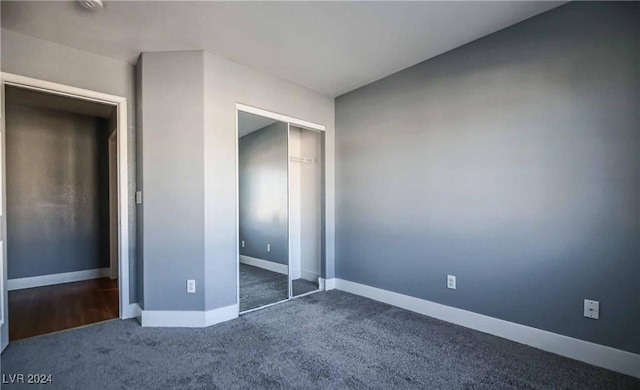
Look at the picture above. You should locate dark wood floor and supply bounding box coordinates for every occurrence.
[8,278,119,341]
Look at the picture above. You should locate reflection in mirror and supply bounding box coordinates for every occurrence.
[289,126,322,297]
[238,111,289,312]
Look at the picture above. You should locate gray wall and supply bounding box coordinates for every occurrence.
[335,2,640,354]
[139,51,206,311]
[1,28,138,303]
[6,103,110,278]
[239,122,289,265]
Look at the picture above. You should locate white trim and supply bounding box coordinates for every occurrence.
[115,85,130,322]
[1,72,130,320]
[1,74,125,105]
[141,304,238,328]
[236,103,325,132]
[108,131,118,280]
[239,255,288,275]
[235,109,240,315]
[205,304,239,325]
[300,270,319,283]
[334,278,640,379]
[7,268,110,291]
[122,303,141,320]
[320,278,336,290]
[141,311,204,328]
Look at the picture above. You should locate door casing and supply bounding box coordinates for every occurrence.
[0,73,135,350]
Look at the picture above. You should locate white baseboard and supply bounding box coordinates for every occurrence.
[240,255,288,275]
[122,303,141,320]
[290,267,301,280]
[300,269,319,283]
[7,268,110,291]
[334,279,640,379]
[205,304,238,325]
[320,277,336,290]
[140,304,238,328]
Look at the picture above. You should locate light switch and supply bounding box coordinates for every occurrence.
[447,275,456,290]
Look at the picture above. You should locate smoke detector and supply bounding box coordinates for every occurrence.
[79,0,104,11]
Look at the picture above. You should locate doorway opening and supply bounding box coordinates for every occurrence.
[237,112,289,312]
[0,74,130,345]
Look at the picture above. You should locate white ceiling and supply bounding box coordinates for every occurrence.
[238,111,278,138]
[1,1,564,97]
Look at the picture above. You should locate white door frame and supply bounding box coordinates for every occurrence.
[108,131,119,280]
[0,73,133,332]
[235,103,326,315]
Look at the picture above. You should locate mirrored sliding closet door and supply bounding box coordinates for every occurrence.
[238,111,289,312]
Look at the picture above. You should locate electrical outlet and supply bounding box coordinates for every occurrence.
[447,275,456,290]
[584,299,599,319]
[187,279,196,294]
[267,244,271,252]
[135,191,143,205]
[241,240,245,248]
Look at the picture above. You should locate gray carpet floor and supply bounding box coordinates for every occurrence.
[2,291,638,389]
[292,278,319,297]
[239,264,320,312]
[240,264,288,312]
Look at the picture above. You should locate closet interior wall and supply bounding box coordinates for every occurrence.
[289,126,322,287]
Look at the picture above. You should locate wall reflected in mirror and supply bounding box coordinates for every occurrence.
[238,111,289,312]
[289,126,322,297]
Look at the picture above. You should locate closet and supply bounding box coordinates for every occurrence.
[237,110,325,313]
[288,126,322,297]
